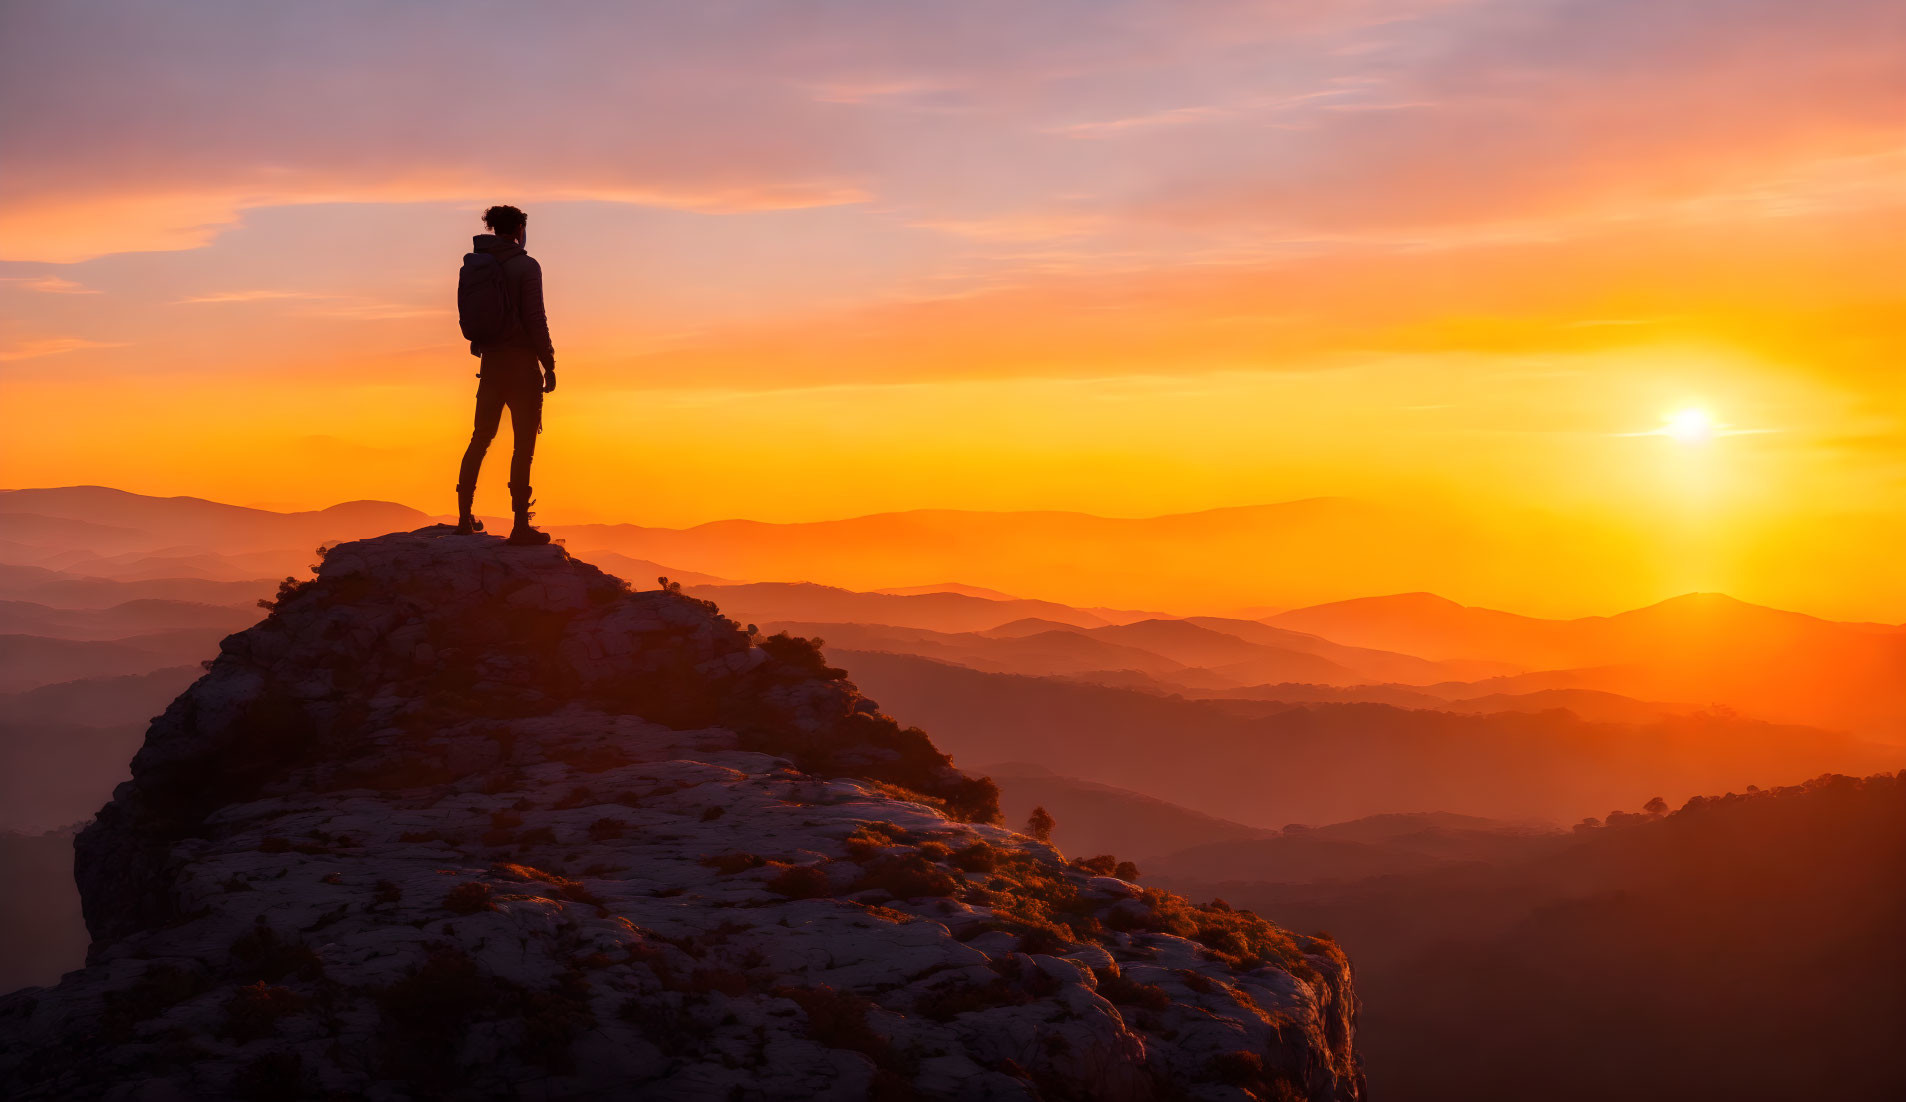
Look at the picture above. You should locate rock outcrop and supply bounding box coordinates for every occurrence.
[0,529,1362,1101]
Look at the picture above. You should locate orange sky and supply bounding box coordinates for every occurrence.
[2,1,1903,620]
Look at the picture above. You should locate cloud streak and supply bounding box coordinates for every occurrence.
[0,337,128,361]
[0,276,98,294]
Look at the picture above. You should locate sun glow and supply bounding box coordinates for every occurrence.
[1664,408,1716,443]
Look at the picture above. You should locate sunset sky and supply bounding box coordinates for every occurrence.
[2,1,1902,619]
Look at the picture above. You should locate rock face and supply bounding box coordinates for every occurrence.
[0,529,1362,1101]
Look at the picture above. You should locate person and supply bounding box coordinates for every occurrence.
[455,204,556,545]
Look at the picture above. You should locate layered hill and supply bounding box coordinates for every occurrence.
[0,487,427,561]
[1268,592,1906,735]
[1166,773,1906,1102]
[0,530,1361,1102]
[835,651,1897,826]
[981,764,1274,863]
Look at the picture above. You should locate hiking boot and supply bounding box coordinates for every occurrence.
[508,514,551,545]
[454,484,484,535]
[507,483,551,546]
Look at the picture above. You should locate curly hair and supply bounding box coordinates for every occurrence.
[482,204,527,235]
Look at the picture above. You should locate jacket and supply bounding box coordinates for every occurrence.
[469,233,555,366]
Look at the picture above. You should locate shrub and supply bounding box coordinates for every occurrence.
[857,903,914,924]
[1069,854,1142,880]
[843,823,902,859]
[1177,968,1217,994]
[1015,926,1070,956]
[221,982,308,1042]
[1108,891,1314,978]
[758,632,847,680]
[941,774,1003,824]
[257,576,314,612]
[768,864,832,899]
[1026,806,1055,842]
[1095,970,1171,1012]
[851,853,961,900]
[701,853,767,875]
[951,842,1001,873]
[778,985,888,1059]
[588,817,628,841]
[443,882,497,914]
[735,712,999,825]
[913,976,1029,1021]
[1208,1050,1265,1088]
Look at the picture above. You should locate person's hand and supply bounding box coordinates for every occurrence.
[542,368,558,394]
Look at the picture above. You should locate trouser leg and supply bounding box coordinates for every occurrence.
[505,385,543,489]
[459,381,506,489]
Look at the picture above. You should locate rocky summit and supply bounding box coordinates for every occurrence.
[0,528,1362,1102]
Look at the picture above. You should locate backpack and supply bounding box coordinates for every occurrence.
[457,250,518,344]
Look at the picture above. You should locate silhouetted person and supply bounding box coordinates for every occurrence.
[455,204,555,545]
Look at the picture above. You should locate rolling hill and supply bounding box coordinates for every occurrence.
[980,762,1274,861]
[1270,592,1906,735]
[837,649,1901,827]
[1170,773,1906,1101]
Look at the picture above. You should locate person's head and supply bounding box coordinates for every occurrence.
[482,204,528,244]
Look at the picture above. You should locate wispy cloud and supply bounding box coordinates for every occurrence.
[177,289,321,304]
[908,212,1107,242]
[1050,89,1357,139]
[0,337,128,361]
[560,181,873,214]
[176,289,445,320]
[1317,100,1438,112]
[1050,105,1230,139]
[806,79,951,106]
[0,275,99,294]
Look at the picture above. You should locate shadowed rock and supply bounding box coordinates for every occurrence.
[0,527,1362,1101]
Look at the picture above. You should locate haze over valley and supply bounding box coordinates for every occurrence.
[2,487,1900,1098]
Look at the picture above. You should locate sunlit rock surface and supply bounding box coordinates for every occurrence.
[0,529,1362,1101]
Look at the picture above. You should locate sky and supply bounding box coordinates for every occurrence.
[1,0,1902,618]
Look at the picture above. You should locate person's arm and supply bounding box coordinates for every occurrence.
[520,257,556,388]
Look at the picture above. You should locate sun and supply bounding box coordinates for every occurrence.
[1663,408,1715,443]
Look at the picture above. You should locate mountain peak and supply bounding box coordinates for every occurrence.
[2,527,1361,1100]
